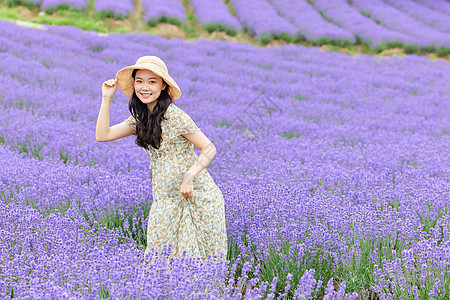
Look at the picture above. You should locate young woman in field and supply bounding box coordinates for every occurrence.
[95,56,228,261]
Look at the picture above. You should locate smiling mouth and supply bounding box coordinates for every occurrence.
[141,93,152,98]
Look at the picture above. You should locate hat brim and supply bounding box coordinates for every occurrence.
[115,63,181,100]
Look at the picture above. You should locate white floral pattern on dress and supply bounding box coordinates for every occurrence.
[124,103,228,260]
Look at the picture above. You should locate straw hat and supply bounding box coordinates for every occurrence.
[115,56,181,100]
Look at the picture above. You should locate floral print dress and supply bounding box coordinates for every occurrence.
[124,103,228,260]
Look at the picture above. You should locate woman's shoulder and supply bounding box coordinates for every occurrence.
[167,102,182,113]
[165,103,186,118]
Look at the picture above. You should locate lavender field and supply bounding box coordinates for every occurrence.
[1,18,450,299]
[2,0,450,54]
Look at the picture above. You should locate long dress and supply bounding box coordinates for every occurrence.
[124,103,228,261]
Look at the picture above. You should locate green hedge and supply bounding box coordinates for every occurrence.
[147,15,183,27]
[203,22,237,36]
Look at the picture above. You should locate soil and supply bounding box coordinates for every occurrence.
[153,23,187,40]
[264,39,290,47]
[198,31,240,43]
[378,47,406,57]
[17,5,35,19]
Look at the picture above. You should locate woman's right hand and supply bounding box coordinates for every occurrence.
[102,78,118,99]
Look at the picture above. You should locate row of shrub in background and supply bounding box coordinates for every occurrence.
[2,0,450,56]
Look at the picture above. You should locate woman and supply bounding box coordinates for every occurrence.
[95,56,228,261]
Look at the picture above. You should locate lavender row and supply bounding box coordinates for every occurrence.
[142,0,185,26]
[228,0,297,41]
[265,0,355,44]
[190,0,241,34]
[309,0,419,48]
[384,0,450,34]
[414,0,450,16]
[351,0,450,49]
[95,0,134,18]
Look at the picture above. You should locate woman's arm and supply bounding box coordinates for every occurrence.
[179,131,216,200]
[96,78,135,142]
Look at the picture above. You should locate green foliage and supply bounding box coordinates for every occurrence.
[184,25,199,38]
[360,11,371,18]
[147,16,183,28]
[279,131,301,139]
[13,141,43,160]
[293,93,308,101]
[374,43,389,53]
[115,27,131,33]
[260,32,273,45]
[223,0,237,16]
[44,3,73,15]
[404,43,420,54]
[4,0,37,10]
[36,14,108,32]
[0,5,20,20]
[99,201,153,248]
[280,32,301,43]
[257,63,272,70]
[332,38,354,48]
[314,37,332,46]
[436,46,450,57]
[216,120,230,128]
[88,45,104,53]
[387,40,404,48]
[422,44,436,53]
[98,10,127,21]
[203,22,237,36]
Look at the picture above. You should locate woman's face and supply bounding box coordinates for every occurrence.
[134,69,167,108]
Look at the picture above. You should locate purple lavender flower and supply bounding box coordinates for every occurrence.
[228,0,297,40]
[351,0,450,48]
[95,0,134,18]
[190,0,241,34]
[384,0,450,34]
[414,0,450,16]
[142,0,185,25]
[310,0,419,48]
[265,0,355,43]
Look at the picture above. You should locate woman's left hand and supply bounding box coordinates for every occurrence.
[180,175,194,200]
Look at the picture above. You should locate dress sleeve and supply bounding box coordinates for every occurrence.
[174,108,201,136]
[124,115,137,131]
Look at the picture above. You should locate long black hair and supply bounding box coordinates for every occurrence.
[128,69,173,150]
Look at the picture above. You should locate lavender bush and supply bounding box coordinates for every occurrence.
[1,19,450,298]
[383,0,450,34]
[95,0,134,20]
[265,0,355,46]
[413,0,450,17]
[351,0,450,51]
[228,0,298,43]
[190,0,241,36]
[309,0,418,49]
[142,0,186,27]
